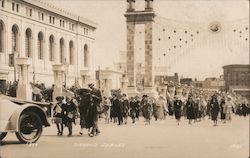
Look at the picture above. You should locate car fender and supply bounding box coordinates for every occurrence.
[0,99,22,132]
[9,104,50,132]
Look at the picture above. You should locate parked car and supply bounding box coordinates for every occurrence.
[0,95,51,143]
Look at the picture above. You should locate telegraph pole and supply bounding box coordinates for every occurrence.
[98,65,101,89]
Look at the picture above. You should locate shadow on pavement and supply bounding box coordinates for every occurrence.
[0,140,23,146]
[42,134,90,138]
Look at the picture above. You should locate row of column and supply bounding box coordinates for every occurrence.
[16,62,92,101]
[126,21,156,97]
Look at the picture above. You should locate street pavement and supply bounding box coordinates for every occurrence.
[0,116,249,158]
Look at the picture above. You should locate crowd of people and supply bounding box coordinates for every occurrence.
[50,83,250,137]
[52,83,102,137]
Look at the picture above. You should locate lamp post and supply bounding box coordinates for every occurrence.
[98,65,101,89]
[63,58,69,88]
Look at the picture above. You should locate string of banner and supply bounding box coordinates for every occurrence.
[139,16,249,73]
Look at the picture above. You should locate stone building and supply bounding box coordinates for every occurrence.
[180,78,192,86]
[223,64,250,100]
[0,0,97,91]
[155,73,179,85]
[191,76,225,91]
[96,68,125,97]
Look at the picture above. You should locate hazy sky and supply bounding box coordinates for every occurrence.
[49,0,249,80]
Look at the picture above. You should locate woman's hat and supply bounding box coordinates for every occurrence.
[56,96,64,101]
[88,83,95,88]
[76,88,91,95]
[227,95,232,99]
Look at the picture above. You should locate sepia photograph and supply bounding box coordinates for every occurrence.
[0,0,249,158]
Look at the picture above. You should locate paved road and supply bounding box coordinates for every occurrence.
[0,116,249,158]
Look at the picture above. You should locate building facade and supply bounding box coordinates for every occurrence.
[155,73,179,85]
[0,0,97,91]
[223,64,250,100]
[191,76,225,91]
[180,78,192,86]
[96,68,124,97]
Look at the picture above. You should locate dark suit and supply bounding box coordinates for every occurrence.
[186,100,195,119]
[174,100,182,119]
[89,88,102,134]
[210,99,220,121]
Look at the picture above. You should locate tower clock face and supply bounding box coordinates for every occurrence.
[209,22,221,33]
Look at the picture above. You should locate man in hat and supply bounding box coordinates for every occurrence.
[88,83,102,137]
[141,95,152,125]
[121,93,129,124]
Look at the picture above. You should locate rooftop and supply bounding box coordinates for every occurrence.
[223,64,250,69]
[21,0,97,29]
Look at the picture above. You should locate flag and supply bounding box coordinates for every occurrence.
[62,87,74,98]
[33,86,42,95]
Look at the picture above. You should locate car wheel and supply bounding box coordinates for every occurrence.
[16,111,43,143]
[0,132,7,141]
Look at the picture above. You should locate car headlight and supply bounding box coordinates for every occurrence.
[43,107,48,112]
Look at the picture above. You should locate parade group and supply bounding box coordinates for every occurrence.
[50,82,250,137]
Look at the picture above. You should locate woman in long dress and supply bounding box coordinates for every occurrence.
[78,89,92,135]
[173,96,182,125]
[224,96,234,123]
[103,96,111,124]
[141,95,152,125]
[156,95,167,120]
[129,97,137,123]
[186,95,196,125]
[64,97,77,136]
[209,95,220,126]
[200,97,207,120]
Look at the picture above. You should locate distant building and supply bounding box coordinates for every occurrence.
[192,79,203,88]
[155,73,179,85]
[114,62,127,74]
[96,68,123,97]
[223,64,250,100]
[192,77,225,91]
[180,78,192,86]
[114,51,127,74]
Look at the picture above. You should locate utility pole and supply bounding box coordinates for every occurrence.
[98,65,101,89]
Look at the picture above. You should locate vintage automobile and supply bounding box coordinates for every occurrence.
[0,95,51,143]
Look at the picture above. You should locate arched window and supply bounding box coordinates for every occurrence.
[59,38,64,63]
[11,25,19,53]
[49,35,55,61]
[0,21,4,53]
[25,28,32,57]
[38,32,44,59]
[84,44,89,67]
[69,40,74,64]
